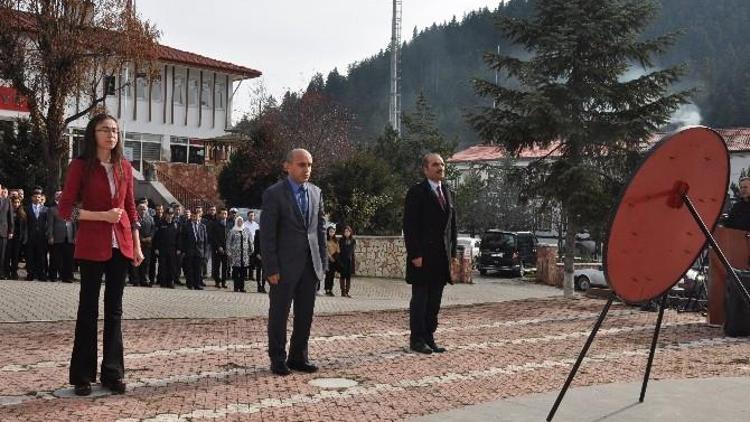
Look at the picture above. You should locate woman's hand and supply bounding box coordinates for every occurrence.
[132,247,145,267]
[102,208,123,224]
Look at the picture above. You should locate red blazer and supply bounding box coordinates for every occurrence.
[58,158,138,262]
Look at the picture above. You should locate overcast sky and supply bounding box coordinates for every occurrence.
[137,0,502,121]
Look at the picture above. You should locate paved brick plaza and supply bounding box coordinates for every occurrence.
[1,278,749,421]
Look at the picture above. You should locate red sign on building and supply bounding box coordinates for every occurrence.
[0,86,30,112]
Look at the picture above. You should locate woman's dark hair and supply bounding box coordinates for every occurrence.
[11,198,26,221]
[342,225,354,238]
[80,113,125,183]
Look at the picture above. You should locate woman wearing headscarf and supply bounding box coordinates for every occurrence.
[227,216,253,292]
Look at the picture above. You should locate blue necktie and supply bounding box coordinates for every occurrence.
[298,185,309,222]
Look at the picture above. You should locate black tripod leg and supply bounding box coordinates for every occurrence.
[639,294,667,402]
[547,295,614,421]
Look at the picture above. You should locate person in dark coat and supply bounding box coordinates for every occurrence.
[725,177,750,231]
[178,207,207,290]
[26,187,48,281]
[402,153,457,355]
[261,148,327,376]
[6,196,25,279]
[148,204,164,284]
[0,182,15,280]
[47,191,77,283]
[337,225,356,298]
[209,208,229,288]
[154,209,179,288]
[253,229,265,292]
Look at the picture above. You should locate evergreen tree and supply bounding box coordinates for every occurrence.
[469,0,690,297]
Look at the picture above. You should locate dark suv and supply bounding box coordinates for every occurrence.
[478,230,537,277]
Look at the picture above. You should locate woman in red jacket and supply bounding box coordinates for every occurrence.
[58,113,144,396]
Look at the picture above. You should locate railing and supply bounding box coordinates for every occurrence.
[154,167,214,210]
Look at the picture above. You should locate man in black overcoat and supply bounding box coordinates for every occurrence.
[403,153,457,354]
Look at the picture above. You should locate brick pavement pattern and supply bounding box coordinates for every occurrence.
[1,297,749,421]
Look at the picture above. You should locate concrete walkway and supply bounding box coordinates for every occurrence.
[410,377,750,421]
[0,275,559,321]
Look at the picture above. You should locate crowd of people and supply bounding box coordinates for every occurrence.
[0,184,360,297]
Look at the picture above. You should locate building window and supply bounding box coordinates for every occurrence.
[188,78,198,106]
[104,76,116,96]
[189,139,205,164]
[174,74,185,105]
[126,132,162,172]
[136,76,148,100]
[201,79,212,108]
[215,82,225,109]
[151,76,162,102]
[170,136,204,164]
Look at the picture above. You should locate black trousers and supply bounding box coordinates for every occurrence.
[324,262,336,292]
[26,236,47,279]
[254,257,263,287]
[0,237,7,278]
[232,266,246,291]
[409,281,446,345]
[69,249,129,385]
[49,242,75,281]
[157,249,177,287]
[148,245,158,283]
[6,238,22,277]
[267,255,317,365]
[212,251,228,282]
[184,255,203,288]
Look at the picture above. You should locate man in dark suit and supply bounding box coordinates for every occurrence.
[26,188,48,281]
[261,148,327,376]
[178,207,207,290]
[47,191,76,283]
[0,183,14,279]
[403,153,457,354]
[208,208,229,288]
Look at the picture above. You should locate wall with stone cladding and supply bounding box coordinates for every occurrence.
[354,236,407,279]
[152,161,224,207]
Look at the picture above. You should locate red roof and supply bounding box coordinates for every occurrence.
[448,144,561,163]
[156,45,261,79]
[4,8,261,79]
[450,127,750,163]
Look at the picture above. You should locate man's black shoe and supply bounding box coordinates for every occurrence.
[62,279,74,283]
[410,343,433,354]
[270,363,291,376]
[426,341,446,353]
[74,383,92,396]
[287,361,318,373]
[194,286,204,290]
[101,379,126,394]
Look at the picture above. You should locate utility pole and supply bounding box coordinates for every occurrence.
[389,0,402,135]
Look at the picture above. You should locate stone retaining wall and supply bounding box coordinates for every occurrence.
[354,236,407,279]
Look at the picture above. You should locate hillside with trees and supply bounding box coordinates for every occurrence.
[320,0,750,148]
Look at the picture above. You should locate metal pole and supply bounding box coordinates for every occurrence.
[682,194,750,306]
[547,295,614,421]
[639,294,667,402]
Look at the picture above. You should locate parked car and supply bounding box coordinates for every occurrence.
[457,237,481,261]
[478,230,536,277]
[574,264,608,290]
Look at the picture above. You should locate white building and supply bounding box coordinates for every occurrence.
[0,16,261,206]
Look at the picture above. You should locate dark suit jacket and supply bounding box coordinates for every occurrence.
[208,219,228,253]
[403,179,457,285]
[0,197,15,238]
[260,179,327,283]
[47,204,77,244]
[26,203,48,241]
[179,220,207,258]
